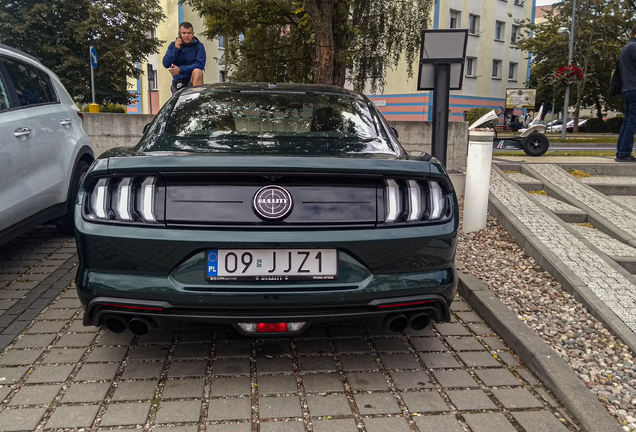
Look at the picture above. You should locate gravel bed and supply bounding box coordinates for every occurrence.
[457,200,636,431]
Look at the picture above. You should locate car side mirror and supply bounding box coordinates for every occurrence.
[390,127,399,138]
[143,123,151,134]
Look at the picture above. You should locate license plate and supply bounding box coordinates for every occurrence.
[206,249,338,281]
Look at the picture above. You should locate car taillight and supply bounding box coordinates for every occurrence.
[383,179,450,224]
[85,176,162,224]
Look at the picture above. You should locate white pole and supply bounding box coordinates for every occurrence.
[560,0,577,140]
[462,130,495,233]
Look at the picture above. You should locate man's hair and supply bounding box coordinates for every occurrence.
[179,22,193,31]
[632,22,636,37]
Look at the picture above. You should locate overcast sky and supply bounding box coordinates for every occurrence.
[535,0,555,5]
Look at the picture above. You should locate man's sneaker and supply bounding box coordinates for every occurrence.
[615,155,636,162]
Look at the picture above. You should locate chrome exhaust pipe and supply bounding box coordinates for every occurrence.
[384,313,409,333]
[407,311,431,331]
[104,315,127,334]
[128,317,153,336]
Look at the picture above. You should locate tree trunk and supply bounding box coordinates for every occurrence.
[305,0,336,85]
[595,98,603,120]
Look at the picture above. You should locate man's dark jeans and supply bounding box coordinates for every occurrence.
[617,90,636,159]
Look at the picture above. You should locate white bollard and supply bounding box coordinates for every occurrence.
[462,130,495,233]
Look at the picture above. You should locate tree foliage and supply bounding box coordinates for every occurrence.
[185,0,433,92]
[516,0,635,126]
[0,0,164,104]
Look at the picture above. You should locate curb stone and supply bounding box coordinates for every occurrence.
[457,268,623,432]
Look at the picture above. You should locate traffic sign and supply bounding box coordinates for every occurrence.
[90,47,98,69]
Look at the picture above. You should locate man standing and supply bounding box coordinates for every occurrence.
[616,23,636,162]
[162,22,206,94]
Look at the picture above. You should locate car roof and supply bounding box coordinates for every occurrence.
[180,82,366,99]
[0,44,42,65]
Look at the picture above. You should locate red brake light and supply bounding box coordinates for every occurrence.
[257,323,288,333]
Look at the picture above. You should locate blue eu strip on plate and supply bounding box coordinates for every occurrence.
[206,250,218,277]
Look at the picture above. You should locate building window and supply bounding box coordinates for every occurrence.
[149,28,156,40]
[219,70,227,83]
[150,69,158,90]
[449,10,461,29]
[218,35,224,49]
[509,62,518,80]
[469,14,480,35]
[492,60,502,79]
[495,21,505,41]
[466,57,477,77]
[511,25,519,44]
[514,0,524,5]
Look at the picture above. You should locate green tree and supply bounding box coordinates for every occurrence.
[185,0,433,92]
[0,0,164,104]
[516,0,635,130]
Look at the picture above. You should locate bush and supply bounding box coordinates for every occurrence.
[465,107,498,129]
[82,103,127,113]
[605,116,624,133]
[585,118,606,133]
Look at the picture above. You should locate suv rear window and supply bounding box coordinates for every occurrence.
[1,56,58,107]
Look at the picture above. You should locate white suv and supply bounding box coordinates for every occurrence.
[0,45,94,246]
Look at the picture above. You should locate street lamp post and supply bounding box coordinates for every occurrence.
[558,0,577,140]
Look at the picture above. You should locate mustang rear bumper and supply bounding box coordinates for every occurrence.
[75,214,458,334]
[82,292,452,335]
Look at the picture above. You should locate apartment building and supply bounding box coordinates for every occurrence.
[128,1,536,119]
[370,0,537,122]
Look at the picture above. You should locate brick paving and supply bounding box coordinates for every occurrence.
[0,227,577,431]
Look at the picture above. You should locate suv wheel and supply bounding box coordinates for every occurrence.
[57,160,90,235]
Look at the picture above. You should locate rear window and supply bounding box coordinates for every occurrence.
[158,90,397,155]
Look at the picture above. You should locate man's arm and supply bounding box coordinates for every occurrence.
[178,44,206,75]
[162,42,178,69]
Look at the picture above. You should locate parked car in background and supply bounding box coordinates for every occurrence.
[0,45,94,246]
[546,118,588,133]
[567,118,588,132]
[75,83,459,336]
[545,118,572,133]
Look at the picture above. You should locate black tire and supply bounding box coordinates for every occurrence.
[522,133,549,157]
[57,159,90,235]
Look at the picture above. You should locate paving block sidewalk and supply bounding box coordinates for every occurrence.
[0,228,579,431]
[491,163,636,353]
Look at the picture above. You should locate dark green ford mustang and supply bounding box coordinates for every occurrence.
[75,83,459,336]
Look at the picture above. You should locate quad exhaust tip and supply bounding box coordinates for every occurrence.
[384,311,434,333]
[385,313,409,332]
[408,312,431,331]
[103,315,154,335]
[104,315,127,334]
[128,317,153,336]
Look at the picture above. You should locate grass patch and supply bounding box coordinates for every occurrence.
[502,170,521,174]
[579,222,595,228]
[493,150,615,157]
[568,169,593,178]
[528,190,547,195]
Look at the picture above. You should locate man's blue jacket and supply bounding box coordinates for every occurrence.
[620,37,636,93]
[162,37,206,83]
